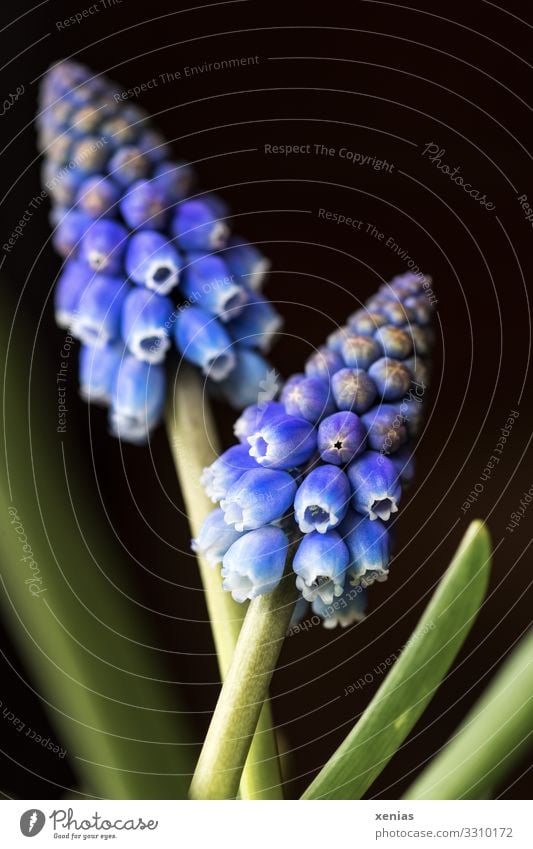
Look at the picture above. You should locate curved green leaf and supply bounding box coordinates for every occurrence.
[0,284,195,798]
[404,628,533,799]
[302,521,491,799]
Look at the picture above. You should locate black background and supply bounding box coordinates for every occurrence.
[0,0,532,799]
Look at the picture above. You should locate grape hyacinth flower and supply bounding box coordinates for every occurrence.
[194,272,436,626]
[221,525,289,603]
[37,60,282,443]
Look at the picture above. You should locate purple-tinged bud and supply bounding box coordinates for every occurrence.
[100,115,139,149]
[120,178,169,229]
[217,349,276,409]
[282,375,336,423]
[305,346,344,380]
[192,508,244,569]
[404,356,431,388]
[201,444,258,503]
[125,230,181,295]
[347,451,401,521]
[80,219,128,274]
[234,401,286,444]
[136,128,170,163]
[79,342,123,406]
[294,465,351,533]
[221,525,288,602]
[407,325,435,357]
[377,300,416,327]
[121,287,173,364]
[248,414,317,470]
[326,326,350,352]
[227,294,283,353]
[108,145,151,186]
[331,367,377,414]
[374,325,413,359]
[75,174,120,219]
[348,309,387,336]
[175,306,235,380]
[361,404,407,454]
[368,357,412,401]
[153,160,195,202]
[224,237,270,291]
[109,356,166,444]
[70,136,108,174]
[221,468,297,531]
[72,273,128,347]
[404,294,433,325]
[388,272,424,297]
[341,333,381,369]
[182,254,247,322]
[317,411,366,465]
[341,511,390,586]
[293,530,349,604]
[71,99,114,135]
[172,199,229,252]
[312,582,367,628]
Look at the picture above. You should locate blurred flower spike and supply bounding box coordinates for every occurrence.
[38,60,282,443]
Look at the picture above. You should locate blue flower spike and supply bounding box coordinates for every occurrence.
[71,272,127,347]
[125,230,181,295]
[312,583,368,629]
[227,294,283,353]
[247,414,317,470]
[294,465,351,534]
[38,59,278,443]
[233,400,286,444]
[175,306,235,381]
[201,444,258,503]
[317,411,366,465]
[224,237,271,291]
[80,218,128,274]
[282,375,336,423]
[220,468,297,532]
[121,287,173,364]
[194,269,435,626]
[79,342,123,405]
[192,508,243,569]
[293,531,350,604]
[342,511,391,586]
[331,367,377,413]
[109,356,166,444]
[347,451,402,521]
[221,525,289,603]
[305,346,344,380]
[172,199,229,252]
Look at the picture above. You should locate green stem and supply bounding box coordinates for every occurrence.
[404,629,533,799]
[166,362,283,799]
[189,572,298,800]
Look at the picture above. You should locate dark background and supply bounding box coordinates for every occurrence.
[0,0,532,799]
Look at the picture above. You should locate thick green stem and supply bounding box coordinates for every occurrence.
[189,573,298,800]
[166,362,283,799]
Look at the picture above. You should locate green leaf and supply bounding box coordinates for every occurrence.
[404,628,533,799]
[0,285,195,798]
[302,520,492,799]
